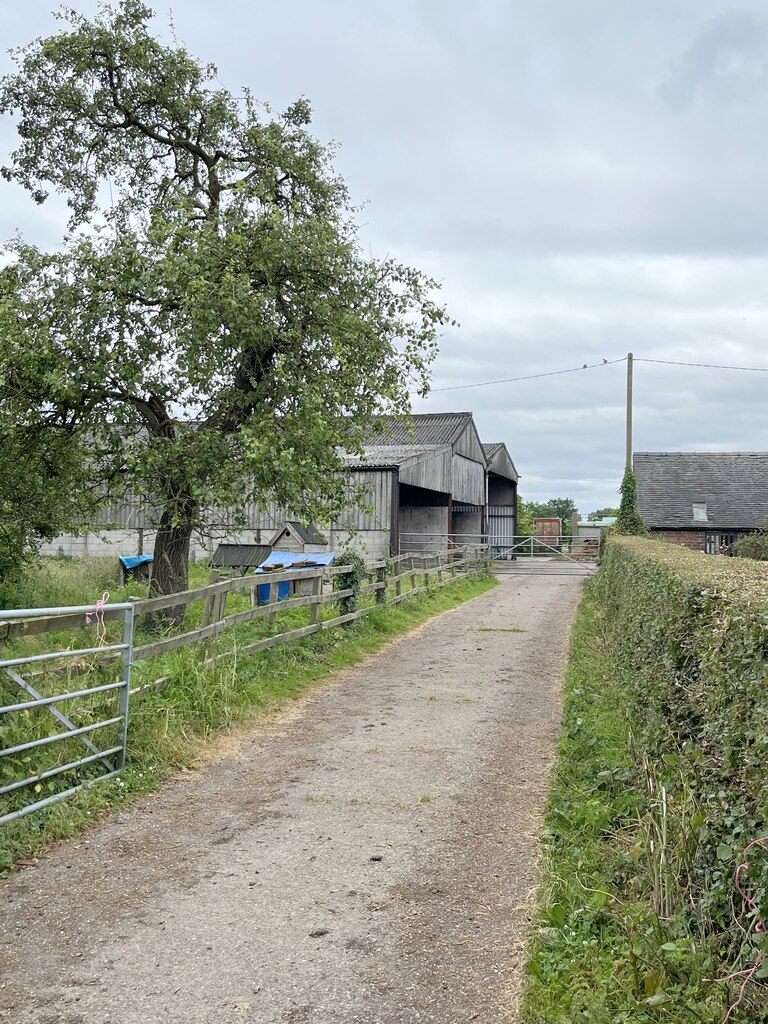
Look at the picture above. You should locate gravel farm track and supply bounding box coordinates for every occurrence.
[0,573,583,1024]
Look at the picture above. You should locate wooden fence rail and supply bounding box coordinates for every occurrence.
[0,546,491,683]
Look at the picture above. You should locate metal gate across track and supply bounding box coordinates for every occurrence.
[398,533,597,577]
[489,536,598,577]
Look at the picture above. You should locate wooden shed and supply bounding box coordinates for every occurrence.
[267,521,327,553]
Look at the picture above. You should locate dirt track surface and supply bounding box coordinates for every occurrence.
[0,574,582,1024]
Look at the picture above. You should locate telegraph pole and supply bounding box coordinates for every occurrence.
[625,351,633,468]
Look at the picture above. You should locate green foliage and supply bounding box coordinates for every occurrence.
[518,496,578,536]
[0,1,453,594]
[332,549,367,617]
[523,584,730,1023]
[732,529,768,561]
[579,536,768,1018]
[614,466,647,535]
[587,506,619,521]
[0,422,99,590]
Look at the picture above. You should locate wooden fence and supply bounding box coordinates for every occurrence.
[0,547,489,695]
[0,547,489,823]
[130,545,489,668]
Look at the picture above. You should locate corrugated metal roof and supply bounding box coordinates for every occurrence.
[211,543,272,568]
[343,444,446,469]
[482,441,519,482]
[366,412,474,447]
[635,452,768,530]
[482,442,503,459]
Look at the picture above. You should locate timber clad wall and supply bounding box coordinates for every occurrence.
[451,454,486,506]
[398,449,452,494]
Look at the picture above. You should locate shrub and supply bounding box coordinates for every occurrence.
[732,529,768,561]
[331,549,367,618]
[596,536,768,999]
[614,465,647,536]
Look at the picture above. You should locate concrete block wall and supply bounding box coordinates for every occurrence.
[325,529,391,559]
[38,527,393,563]
[39,529,231,562]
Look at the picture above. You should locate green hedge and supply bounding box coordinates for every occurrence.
[598,537,768,967]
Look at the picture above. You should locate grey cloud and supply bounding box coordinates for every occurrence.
[659,10,768,106]
[3,1,768,512]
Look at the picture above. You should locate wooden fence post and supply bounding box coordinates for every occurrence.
[409,555,417,594]
[267,579,278,627]
[201,569,220,628]
[376,563,387,604]
[310,572,321,625]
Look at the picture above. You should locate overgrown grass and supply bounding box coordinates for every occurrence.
[0,568,496,874]
[522,581,733,1024]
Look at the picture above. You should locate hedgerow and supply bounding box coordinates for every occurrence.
[525,538,768,1022]
[598,537,768,1011]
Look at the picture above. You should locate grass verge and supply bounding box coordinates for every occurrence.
[0,570,496,875]
[521,580,732,1024]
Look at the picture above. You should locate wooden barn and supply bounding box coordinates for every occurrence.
[483,442,518,551]
[38,412,520,560]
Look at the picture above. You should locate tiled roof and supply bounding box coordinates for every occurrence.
[365,412,474,447]
[635,452,768,530]
[343,444,446,469]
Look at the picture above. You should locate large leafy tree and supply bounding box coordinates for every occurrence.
[0,1,451,613]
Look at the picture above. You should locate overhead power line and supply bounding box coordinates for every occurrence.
[423,354,768,394]
[635,357,768,372]
[428,357,626,392]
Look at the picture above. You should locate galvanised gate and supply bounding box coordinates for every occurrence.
[0,600,134,827]
[399,532,597,576]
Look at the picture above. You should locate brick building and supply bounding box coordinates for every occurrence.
[634,451,768,553]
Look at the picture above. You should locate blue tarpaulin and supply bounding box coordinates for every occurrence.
[118,554,154,570]
[252,551,338,603]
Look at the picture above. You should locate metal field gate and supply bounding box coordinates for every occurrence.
[0,601,134,827]
[487,535,597,576]
[399,532,597,577]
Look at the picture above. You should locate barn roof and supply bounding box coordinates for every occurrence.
[366,412,474,447]
[634,452,768,530]
[482,442,503,459]
[482,442,519,482]
[343,444,447,469]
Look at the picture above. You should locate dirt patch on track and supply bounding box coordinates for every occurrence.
[0,574,582,1024]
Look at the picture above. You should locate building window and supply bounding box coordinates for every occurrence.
[705,532,736,555]
[692,503,709,522]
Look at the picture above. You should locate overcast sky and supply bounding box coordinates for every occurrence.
[3,1,768,513]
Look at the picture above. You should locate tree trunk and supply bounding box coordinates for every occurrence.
[148,503,196,629]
